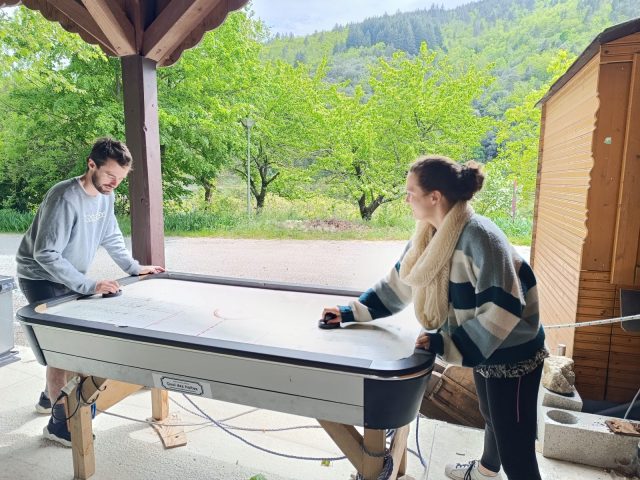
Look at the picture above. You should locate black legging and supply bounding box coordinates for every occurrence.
[474,363,543,480]
[18,278,71,304]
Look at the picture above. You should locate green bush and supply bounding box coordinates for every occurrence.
[0,209,34,232]
[493,216,532,246]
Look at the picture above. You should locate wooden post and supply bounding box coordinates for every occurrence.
[68,377,108,480]
[388,425,410,478]
[68,397,95,480]
[318,420,412,480]
[151,388,169,421]
[121,55,165,266]
[362,428,385,480]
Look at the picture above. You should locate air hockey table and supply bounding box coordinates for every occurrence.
[18,272,434,480]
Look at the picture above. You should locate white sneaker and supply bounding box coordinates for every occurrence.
[445,460,502,480]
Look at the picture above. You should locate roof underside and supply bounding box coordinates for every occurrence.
[538,17,640,105]
[0,0,248,66]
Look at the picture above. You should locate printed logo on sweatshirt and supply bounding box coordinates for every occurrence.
[85,211,106,223]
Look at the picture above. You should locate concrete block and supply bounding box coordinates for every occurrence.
[540,406,639,471]
[540,385,583,411]
[536,384,582,448]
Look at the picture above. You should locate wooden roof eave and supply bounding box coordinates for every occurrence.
[537,17,640,107]
[1,0,249,66]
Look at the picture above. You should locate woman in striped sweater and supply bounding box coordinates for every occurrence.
[322,155,547,480]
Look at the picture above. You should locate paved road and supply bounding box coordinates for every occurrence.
[0,233,529,345]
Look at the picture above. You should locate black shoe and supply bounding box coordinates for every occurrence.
[42,417,71,447]
[35,391,52,415]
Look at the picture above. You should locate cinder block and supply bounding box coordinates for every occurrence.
[540,385,583,411]
[540,406,639,471]
[537,384,582,447]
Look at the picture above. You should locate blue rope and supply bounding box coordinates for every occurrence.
[182,394,346,462]
[179,394,428,478]
[415,414,427,467]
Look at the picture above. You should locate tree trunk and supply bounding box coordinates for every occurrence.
[358,194,385,221]
[256,190,266,211]
[203,182,213,204]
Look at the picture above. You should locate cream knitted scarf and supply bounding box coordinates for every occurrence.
[399,201,474,330]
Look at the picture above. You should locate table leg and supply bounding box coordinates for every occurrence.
[319,420,410,480]
[151,388,169,421]
[68,395,94,480]
[388,426,410,478]
[362,428,386,479]
[67,377,142,479]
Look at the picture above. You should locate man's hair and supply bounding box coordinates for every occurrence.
[88,138,133,168]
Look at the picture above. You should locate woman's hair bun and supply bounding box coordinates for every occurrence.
[457,161,485,201]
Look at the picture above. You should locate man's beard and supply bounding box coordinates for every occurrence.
[91,170,113,194]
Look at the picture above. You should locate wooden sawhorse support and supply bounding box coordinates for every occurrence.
[319,420,414,480]
[66,378,413,480]
[67,377,169,480]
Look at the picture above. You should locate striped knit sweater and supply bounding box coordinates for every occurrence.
[340,214,545,368]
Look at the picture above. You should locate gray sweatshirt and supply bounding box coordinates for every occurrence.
[16,178,140,294]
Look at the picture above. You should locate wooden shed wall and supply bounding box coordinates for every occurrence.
[581,40,640,403]
[534,33,640,402]
[571,58,633,400]
[532,55,600,367]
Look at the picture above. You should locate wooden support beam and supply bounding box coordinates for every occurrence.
[319,420,408,479]
[388,426,410,479]
[125,0,144,52]
[611,53,640,286]
[151,388,169,420]
[318,420,363,472]
[68,377,108,480]
[49,0,118,55]
[68,399,95,479]
[94,380,143,413]
[121,55,166,267]
[82,0,136,55]
[142,0,221,62]
[362,428,386,480]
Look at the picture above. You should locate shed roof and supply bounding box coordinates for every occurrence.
[538,17,640,106]
[0,0,248,66]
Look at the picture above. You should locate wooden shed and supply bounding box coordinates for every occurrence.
[532,18,640,402]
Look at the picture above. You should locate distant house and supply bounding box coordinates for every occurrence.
[533,18,640,402]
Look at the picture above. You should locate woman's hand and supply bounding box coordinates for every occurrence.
[415,332,430,350]
[320,306,342,327]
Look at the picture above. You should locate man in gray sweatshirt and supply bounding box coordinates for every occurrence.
[16,137,164,446]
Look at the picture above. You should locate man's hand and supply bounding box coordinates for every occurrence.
[415,332,430,350]
[139,265,165,275]
[95,280,120,294]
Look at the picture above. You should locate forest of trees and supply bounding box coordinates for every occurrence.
[0,0,637,237]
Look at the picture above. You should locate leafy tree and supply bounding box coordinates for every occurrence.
[234,59,329,211]
[318,44,494,220]
[0,8,122,211]
[156,11,265,204]
[477,49,575,219]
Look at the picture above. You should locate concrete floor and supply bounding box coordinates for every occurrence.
[0,235,635,479]
[0,346,633,480]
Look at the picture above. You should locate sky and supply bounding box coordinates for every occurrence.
[250,0,474,36]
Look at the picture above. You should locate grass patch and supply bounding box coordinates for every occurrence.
[493,217,532,246]
[1,190,532,246]
[0,209,35,232]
